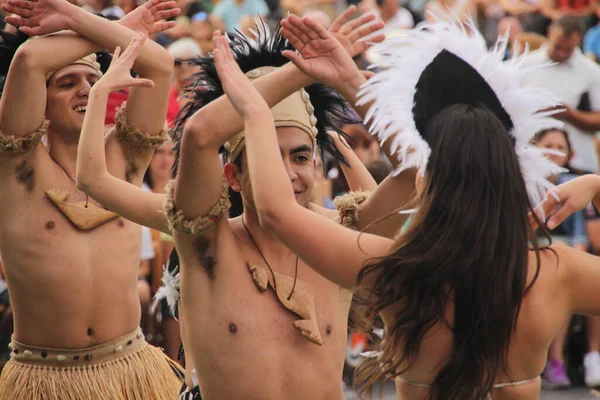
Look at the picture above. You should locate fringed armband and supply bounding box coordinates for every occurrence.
[333,190,372,229]
[0,120,48,154]
[115,102,168,151]
[164,179,231,236]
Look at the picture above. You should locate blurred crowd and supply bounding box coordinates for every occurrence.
[0,0,600,393]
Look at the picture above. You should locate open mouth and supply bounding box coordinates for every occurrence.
[74,105,87,114]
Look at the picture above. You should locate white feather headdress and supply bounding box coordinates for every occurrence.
[357,16,566,205]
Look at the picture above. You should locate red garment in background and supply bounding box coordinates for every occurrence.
[104,86,180,127]
[555,0,591,10]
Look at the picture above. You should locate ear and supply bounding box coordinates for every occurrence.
[224,162,242,192]
[415,171,425,197]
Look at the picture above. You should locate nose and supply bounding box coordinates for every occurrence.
[78,82,92,97]
[283,159,298,181]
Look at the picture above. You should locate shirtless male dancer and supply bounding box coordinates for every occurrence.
[167,19,418,399]
[0,0,183,398]
[71,9,411,398]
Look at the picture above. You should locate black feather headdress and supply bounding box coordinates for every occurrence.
[172,20,359,175]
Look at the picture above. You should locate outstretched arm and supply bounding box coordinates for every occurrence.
[213,33,392,290]
[76,35,169,233]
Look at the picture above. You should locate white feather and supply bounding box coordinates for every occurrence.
[359,14,564,204]
[152,264,181,318]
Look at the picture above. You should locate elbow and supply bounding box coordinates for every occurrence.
[157,52,175,77]
[182,116,218,149]
[12,45,41,72]
[75,173,92,194]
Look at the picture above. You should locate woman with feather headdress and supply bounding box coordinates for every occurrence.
[213,11,600,400]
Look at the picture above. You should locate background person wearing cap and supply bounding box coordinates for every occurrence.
[0,0,184,398]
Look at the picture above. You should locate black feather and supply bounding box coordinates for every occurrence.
[171,20,359,176]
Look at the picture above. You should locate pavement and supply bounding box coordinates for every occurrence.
[344,383,600,399]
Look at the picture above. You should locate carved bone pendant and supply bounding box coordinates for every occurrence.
[248,260,323,345]
[45,189,119,230]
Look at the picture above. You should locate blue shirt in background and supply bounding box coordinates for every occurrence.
[212,0,269,32]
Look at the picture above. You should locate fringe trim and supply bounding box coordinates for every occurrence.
[333,190,372,229]
[164,179,231,236]
[0,120,48,154]
[115,102,169,151]
[0,344,184,400]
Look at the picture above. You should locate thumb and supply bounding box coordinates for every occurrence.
[130,78,154,88]
[282,50,310,74]
[546,204,573,230]
[361,70,375,79]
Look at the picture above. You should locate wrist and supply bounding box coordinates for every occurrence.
[65,4,85,31]
[90,84,112,98]
[244,109,272,125]
[338,72,366,102]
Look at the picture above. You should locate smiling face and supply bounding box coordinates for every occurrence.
[45,64,100,139]
[225,126,316,210]
[536,129,572,167]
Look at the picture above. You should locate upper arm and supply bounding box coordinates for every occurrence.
[564,246,600,315]
[356,169,417,239]
[0,45,47,139]
[262,203,393,290]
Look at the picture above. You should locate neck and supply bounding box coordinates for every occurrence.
[242,208,292,260]
[152,177,171,193]
[46,130,79,181]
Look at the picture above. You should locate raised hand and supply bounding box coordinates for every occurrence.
[535,174,600,230]
[281,13,369,90]
[119,0,181,35]
[2,0,73,36]
[328,6,385,58]
[212,31,268,118]
[94,34,154,93]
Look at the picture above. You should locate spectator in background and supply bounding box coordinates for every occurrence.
[540,0,597,32]
[84,0,126,19]
[501,0,547,34]
[377,0,415,30]
[139,226,155,336]
[211,0,269,32]
[142,139,179,361]
[497,16,524,58]
[190,11,214,51]
[301,9,333,28]
[166,38,202,125]
[523,16,600,173]
[583,7,600,62]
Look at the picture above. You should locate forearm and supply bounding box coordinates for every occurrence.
[68,5,172,78]
[245,111,296,223]
[188,63,313,149]
[336,143,377,191]
[565,109,600,132]
[77,87,111,190]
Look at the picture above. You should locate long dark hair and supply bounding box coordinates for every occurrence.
[356,104,545,400]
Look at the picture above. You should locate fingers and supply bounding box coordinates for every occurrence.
[282,50,310,73]
[301,16,330,40]
[283,15,313,44]
[151,0,177,11]
[339,11,376,36]
[329,5,357,33]
[547,204,573,230]
[2,5,32,18]
[110,46,122,67]
[154,21,177,32]
[154,8,181,21]
[350,31,385,55]
[347,20,385,44]
[122,34,146,62]
[361,70,375,79]
[280,27,306,52]
[7,0,35,10]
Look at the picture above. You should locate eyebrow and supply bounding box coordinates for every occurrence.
[288,145,313,155]
[55,73,99,82]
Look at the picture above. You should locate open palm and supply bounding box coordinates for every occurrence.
[2,0,71,36]
[281,14,370,88]
[120,0,180,35]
